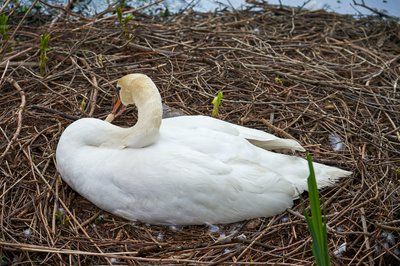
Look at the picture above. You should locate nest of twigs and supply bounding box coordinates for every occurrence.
[0,2,399,265]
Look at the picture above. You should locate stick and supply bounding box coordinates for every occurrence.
[261,118,299,140]
[360,207,374,266]
[0,78,26,159]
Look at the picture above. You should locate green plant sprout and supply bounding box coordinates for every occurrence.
[160,6,170,17]
[55,208,70,226]
[274,75,283,86]
[116,6,134,39]
[212,91,223,118]
[303,153,331,266]
[80,98,86,112]
[97,54,104,67]
[395,168,400,177]
[94,214,105,224]
[0,14,9,42]
[0,253,9,265]
[116,5,123,24]
[39,33,50,76]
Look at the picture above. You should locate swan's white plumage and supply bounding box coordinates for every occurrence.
[56,73,351,225]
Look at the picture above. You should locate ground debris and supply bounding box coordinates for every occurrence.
[0,3,399,265]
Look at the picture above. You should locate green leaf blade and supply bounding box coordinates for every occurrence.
[211,91,223,118]
[39,33,51,76]
[0,14,9,40]
[304,153,331,266]
[116,6,123,24]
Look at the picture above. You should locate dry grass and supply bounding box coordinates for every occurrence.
[0,2,399,265]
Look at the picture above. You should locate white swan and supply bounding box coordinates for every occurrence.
[56,73,351,225]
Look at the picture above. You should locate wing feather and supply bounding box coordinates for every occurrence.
[163,115,305,152]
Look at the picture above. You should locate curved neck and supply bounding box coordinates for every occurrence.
[123,89,163,148]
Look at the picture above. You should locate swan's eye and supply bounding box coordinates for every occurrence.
[115,85,121,95]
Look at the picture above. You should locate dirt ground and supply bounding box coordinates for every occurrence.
[0,2,399,265]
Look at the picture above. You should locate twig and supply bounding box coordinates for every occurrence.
[71,0,165,31]
[0,241,212,264]
[0,47,34,66]
[352,0,394,19]
[79,57,98,116]
[0,60,9,82]
[0,0,40,59]
[0,0,12,15]
[360,207,374,266]
[261,118,299,141]
[298,0,312,11]
[0,78,25,159]
[30,105,79,121]
[375,223,400,232]
[234,218,277,262]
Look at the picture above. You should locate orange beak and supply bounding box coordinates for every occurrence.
[111,97,126,117]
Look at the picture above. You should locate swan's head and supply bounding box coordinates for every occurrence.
[106,73,162,122]
[116,73,156,106]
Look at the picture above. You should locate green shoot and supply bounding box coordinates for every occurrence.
[94,214,105,224]
[303,153,331,266]
[39,33,50,76]
[55,208,70,226]
[34,3,42,11]
[80,98,86,112]
[0,253,9,265]
[212,91,223,118]
[395,168,400,177]
[116,6,134,39]
[0,14,9,42]
[122,15,133,38]
[274,75,283,86]
[97,54,104,67]
[160,7,170,17]
[116,6,123,24]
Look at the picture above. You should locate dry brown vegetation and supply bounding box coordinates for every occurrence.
[0,2,399,265]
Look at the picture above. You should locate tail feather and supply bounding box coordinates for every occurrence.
[314,165,352,189]
[292,162,352,198]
